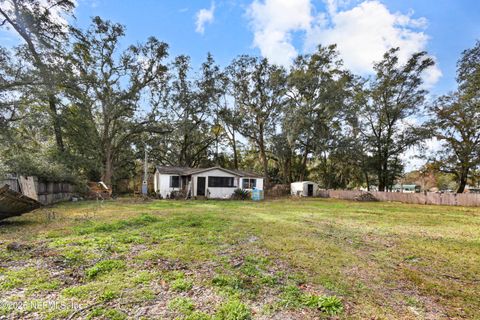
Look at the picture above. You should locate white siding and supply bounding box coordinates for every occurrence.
[291,182,304,196]
[192,169,239,199]
[291,181,319,197]
[154,172,158,192]
[207,187,238,199]
[255,178,264,190]
[155,174,181,198]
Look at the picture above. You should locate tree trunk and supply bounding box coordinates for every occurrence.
[215,136,219,165]
[378,183,385,192]
[299,147,309,181]
[457,168,469,193]
[378,168,386,192]
[378,158,389,192]
[284,155,292,184]
[103,145,113,187]
[232,130,238,170]
[258,132,269,188]
[180,133,188,166]
[364,171,370,191]
[48,94,64,152]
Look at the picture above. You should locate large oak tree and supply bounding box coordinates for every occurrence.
[228,56,286,186]
[0,0,75,152]
[430,41,480,193]
[68,17,169,186]
[357,48,433,191]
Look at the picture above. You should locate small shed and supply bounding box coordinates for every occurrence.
[291,181,319,197]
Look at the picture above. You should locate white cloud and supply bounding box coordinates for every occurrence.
[247,0,312,66]
[195,2,215,34]
[246,0,441,86]
[306,0,441,87]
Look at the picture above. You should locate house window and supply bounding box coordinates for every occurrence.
[170,176,180,188]
[208,176,235,187]
[242,178,256,189]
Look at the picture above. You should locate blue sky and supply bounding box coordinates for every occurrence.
[1,0,478,171]
[1,0,478,96]
[69,0,480,96]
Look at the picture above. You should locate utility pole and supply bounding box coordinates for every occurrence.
[142,144,148,196]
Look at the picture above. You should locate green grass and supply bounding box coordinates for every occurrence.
[0,197,479,319]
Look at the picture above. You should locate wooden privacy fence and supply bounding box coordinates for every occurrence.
[0,175,74,205]
[318,189,480,207]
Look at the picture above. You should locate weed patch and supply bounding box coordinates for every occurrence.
[215,299,251,320]
[171,278,193,292]
[75,214,160,235]
[278,285,343,315]
[168,297,195,314]
[85,259,126,279]
[87,307,127,320]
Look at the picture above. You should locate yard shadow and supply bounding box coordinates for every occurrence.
[0,219,36,228]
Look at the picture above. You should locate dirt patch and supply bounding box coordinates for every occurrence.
[6,242,32,252]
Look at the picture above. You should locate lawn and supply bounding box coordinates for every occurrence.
[0,198,479,319]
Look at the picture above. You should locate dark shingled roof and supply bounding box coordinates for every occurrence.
[154,166,263,178]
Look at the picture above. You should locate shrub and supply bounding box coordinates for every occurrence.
[169,190,186,199]
[316,295,343,315]
[232,189,251,200]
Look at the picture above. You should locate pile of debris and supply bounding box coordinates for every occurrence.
[265,184,290,197]
[0,185,42,220]
[354,192,378,202]
[87,181,112,200]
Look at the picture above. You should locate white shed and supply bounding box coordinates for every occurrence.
[291,181,319,197]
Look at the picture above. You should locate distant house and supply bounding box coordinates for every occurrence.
[153,166,264,199]
[466,186,480,194]
[391,184,421,193]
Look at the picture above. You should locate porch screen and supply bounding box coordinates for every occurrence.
[170,176,180,188]
[208,177,235,187]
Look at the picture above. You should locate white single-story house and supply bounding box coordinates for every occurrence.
[153,166,264,199]
[291,181,320,197]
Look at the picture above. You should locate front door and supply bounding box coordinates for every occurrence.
[197,177,206,196]
[307,184,314,197]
